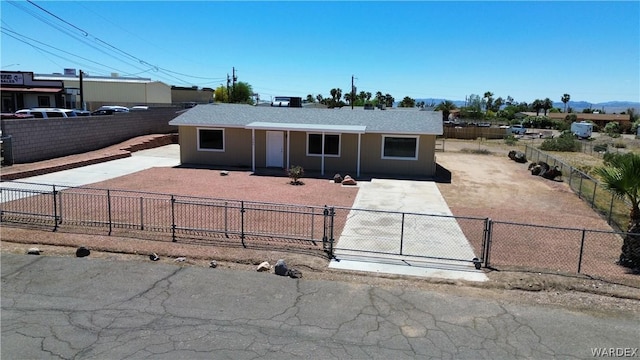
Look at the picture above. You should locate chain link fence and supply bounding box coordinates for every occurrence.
[1,180,637,286]
[524,145,629,232]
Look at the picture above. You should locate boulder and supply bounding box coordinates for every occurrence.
[75,246,90,258]
[333,173,343,183]
[342,175,357,186]
[27,247,41,255]
[274,259,288,276]
[149,253,160,261]
[209,260,218,268]
[256,261,271,272]
[220,170,229,176]
[287,268,303,278]
[174,257,187,262]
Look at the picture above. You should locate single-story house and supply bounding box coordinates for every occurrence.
[168,103,444,178]
[516,112,632,128]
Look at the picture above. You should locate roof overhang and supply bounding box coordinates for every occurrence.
[0,87,63,93]
[245,121,366,134]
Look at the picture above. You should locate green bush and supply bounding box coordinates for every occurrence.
[612,141,627,149]
[287,165,304,185]
[504,134,518,145]
[539,131,581,152]
[604,122,621,137]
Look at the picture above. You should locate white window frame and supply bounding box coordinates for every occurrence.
[197,127,225,152]
[306,132,341,157]
[381,135,419,160]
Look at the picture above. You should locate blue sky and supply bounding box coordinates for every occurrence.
[1,1,639,104]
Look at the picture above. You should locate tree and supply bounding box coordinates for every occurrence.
[595,153,640,268]
[229,82,253,104]
[384,94,395,107]
[532,99,543,116]
[542,98,553,116]
[399,96,416,108]
[483,91,494,112]
[214,86,228,103]
[561,93,570,113]
[435,100,457,121]
[306,94,315,103]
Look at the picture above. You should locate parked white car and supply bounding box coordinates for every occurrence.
[15,108,77,119]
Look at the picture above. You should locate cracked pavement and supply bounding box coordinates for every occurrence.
[2,253,638,359]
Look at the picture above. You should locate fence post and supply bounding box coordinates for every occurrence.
[578,175,583,198]
[140,197,144,230]
[311,206,315,243]
[400,213,405,255]
[240,201,246,248]
[107,189,112,236]
[569,167,573,190]
[577,229,586,273]
[483,218,493,268]
[52,185,58,232]
[591,182,597,209]
[329,207,335,257]
[224,201,229,238]
[171,195,176,242]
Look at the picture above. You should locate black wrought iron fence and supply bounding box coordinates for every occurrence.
[0,181,333,251]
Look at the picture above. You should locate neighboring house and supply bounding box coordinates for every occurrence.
[168,103,444,178]
[516,112,631,128]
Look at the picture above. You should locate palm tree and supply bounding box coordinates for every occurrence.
[542,98,553,116]
[435,100,458,122]
[532,99,543,116]
[561,94,571,113]
[595,153,640,268]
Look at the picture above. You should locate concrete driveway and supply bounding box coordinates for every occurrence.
[330,179,487,282]
[2,253,637,359]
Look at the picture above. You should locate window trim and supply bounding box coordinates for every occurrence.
[306,132,341,157]
[197,127,225,152]
[380,135,419,160]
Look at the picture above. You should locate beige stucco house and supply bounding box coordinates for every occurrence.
[169,103,444,178]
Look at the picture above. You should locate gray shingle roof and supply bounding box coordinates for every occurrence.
[169,103,443,135]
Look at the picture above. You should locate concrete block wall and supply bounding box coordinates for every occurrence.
[1,107,182,164]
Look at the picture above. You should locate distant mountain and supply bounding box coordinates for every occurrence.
[412,98,639,114]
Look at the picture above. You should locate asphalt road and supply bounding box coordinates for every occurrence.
[2,253,638,360]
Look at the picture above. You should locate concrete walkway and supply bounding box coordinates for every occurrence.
[330,179,488,282]
[0,145,180,202]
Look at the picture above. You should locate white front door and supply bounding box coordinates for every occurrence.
[266,131,284,167]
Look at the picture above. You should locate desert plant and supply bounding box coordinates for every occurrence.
[613,141,627,149]
[539,131,581,152]
[287,165,304,185]
[604,122,621,137]
[504,134,518,145]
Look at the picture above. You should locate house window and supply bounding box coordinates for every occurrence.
[38,96,50,107]
[198,128,225,151]
[307,133,340,157]
[381,135,419,160]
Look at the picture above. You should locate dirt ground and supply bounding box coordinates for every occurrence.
[2,137,639,316]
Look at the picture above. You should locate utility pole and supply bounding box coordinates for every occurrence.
[232,67,237,100]
[79,70,84,110]
[351,75,355,110]
[226,74,230,102]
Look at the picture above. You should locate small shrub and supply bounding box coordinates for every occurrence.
[604,122,621,137]
[593,144,608,152]
[612,141,627,149]
[460,148,492,155]
[504,134,518,145]
[287,165,304,185]
[539,131,581,152]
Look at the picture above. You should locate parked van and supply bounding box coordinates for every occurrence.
[15,108,77,119]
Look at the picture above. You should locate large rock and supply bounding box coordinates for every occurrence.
[342,175,357,186]
[333,173,343,183]
[75,246,90,258]
[256,261,271,272]
[274,259,288,276]
[27,247,41,255]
